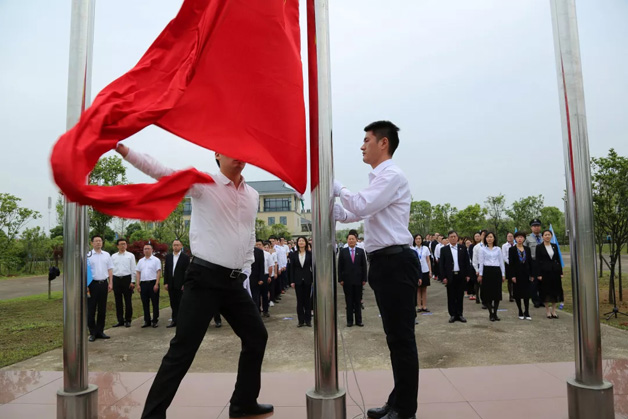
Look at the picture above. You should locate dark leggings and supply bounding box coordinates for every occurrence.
[515,298,530,316]
[487,300,500,315]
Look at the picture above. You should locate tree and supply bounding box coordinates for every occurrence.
[455,204,487,238]
[408,200,432,235]
[88,156,128,236]
[49,225,63,239]
[431,203,458,235]
[484,194,506,239]
[0,193,41,259]
[20,227,51,274]
[159,201,190,247]
[592,149,628,302]
[270,224,292,240]
[55,193,64,226]
[507,195,544,232]
[255,219,270,240]
[125,222,142,238]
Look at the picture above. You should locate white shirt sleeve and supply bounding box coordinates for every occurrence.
[472,246,481,273]
[130,254,137,283]
[339,170,404,218]
[479,248,485,276]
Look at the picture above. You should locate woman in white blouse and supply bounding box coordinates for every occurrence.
[412,234,432,313]
[535,230,564,319]
[478,232,506,322]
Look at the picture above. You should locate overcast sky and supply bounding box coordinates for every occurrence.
[1,0,627,232]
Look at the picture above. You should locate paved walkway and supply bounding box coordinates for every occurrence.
[0,275,62,300]
[4,279,628,373]
[1,361,627,418]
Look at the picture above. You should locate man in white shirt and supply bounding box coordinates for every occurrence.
[472,230,488,309]
[334,120,420,419]
[111,238,137,328]
[136,243,162,328]
[502,232,515,302]
[267,242,279,306]
[116,144,273,419]
[270,236,286,298]
[257,240,273,317]
[87,235,113,342]
[434,237,448,282]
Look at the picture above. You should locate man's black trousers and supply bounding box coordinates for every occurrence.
[141,262,268,419]
[140,280,159,324]
[87,280,108,335]
[168,285,183,323]
[368,248,420,418]
[343,283,363,325]
[113,275,133,323]
[446,273,466,318]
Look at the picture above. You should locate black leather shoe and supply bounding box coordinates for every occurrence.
[215,322,222,328]
[297,323,304,328]
[347,323,353,327]
[381,410,416,419]
[166,322,176,328]
[96,333,110,339]
[141,322,151,328]
[482,305,488,310]
[88,335,96,342]
[448,316,456,323]
[458,316,467,323]
[305,322,312,327]
[152,320,159,328]
[124,322,131,328]
[367,403,391,419]
[356,323,364,327]
[228,403,274,417]
[112,322,124,328]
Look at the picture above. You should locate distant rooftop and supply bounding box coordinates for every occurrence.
[248,180,298,196]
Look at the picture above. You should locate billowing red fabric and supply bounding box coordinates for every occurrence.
[50,0,306,221]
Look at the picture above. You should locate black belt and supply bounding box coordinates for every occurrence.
[92,279,108,283]
[191,256,247,281]
[368,245,410,260]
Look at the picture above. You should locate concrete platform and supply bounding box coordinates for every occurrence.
[1,360,627,418]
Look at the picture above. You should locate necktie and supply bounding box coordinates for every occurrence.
[536,235,542,244]
[351,248,355,263]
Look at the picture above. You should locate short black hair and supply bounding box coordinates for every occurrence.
[480,229,488,235]
[263,240,271,246]
[347,232,358,239]
[269,235,277,240]
[542,229,553,236]
[144,243,153,249]
[514,231,527,239]
[256,238,263,244]
[172,239,182,244]
[364,120,400,156]
[447,230,458,238]
[116,238,127,245]
[91,235,103,242]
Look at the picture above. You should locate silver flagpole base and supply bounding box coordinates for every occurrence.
[567,377,614,419]
[306,387,346,419]
[57,384,98,419]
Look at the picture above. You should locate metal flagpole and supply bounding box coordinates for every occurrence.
[549,1,615,417]
[57,0,98,417]
[305,0,346,418]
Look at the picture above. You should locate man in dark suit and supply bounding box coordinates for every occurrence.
[164,239,190,328]
[439,230,471,323]
[430,233,440,280]
[250,243,265,312]
[338,232,368,327]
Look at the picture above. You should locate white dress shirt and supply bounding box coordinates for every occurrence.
[270,252,278,277]
[502,242,513,264]
[449,245,460,272]
[472,243,484,272]
[478,246,506,276]
[298,252,306,267]
[172,251,181,275]
[111,251,137,283]
[337,159,413,253]
[434,243,444,260]
[545,244,555,259]
[136,255,162,281]
[87,250,113,281]
[125,149,257,272]
[413,246,431,273]
[263,250,273,275]
[274,245,287,269]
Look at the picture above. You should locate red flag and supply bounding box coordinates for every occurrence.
[50,0,306,221]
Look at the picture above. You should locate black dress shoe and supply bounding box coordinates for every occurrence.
[482,305,488,310]
[88,335,96,342]
[215,322,222,328]
[381,410,416,419]
[305,322,312,327]
[124,322,131,328]
[297,323,304,328]
[228,402,274,417]
[112,322,124,328]
[448,316,456,323]
[96,333,110,339]
[494,315,501,321]
[166,322,177,328]
[347,323,353,327]
[458,316,467,323]
[356,323,364,327]
[367,403,391,419]
[152,321,159,328]
[141,322,151,328]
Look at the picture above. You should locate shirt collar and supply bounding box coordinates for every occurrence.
[214,171,245,187]
[369,159,394,177]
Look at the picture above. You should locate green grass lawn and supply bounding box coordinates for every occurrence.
[0,282,171,368]
[503,267,628,331]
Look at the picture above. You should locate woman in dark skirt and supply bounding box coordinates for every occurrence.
[478,232,506,321]
[412,234,432,312]
[508,231,534,320]
[535,230,564,319]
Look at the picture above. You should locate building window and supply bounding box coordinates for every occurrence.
[264,198,291,212]
[280,216,287,226]
[183,198,192,216]
[268,217,275,226]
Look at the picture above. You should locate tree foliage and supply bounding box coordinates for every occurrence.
[455,204,487,238]
[408,200,432,236]
[0,193,41,259]
[506,195,544,232]
[88,156,128,236]
[484,194,506,236]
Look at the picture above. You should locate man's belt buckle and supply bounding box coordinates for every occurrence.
[230,269,242,279]
[453,271,460,274]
